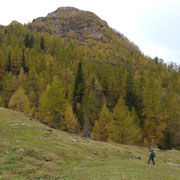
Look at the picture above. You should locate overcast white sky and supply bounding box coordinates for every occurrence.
[0,0,180,65]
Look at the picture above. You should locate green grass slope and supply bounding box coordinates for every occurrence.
[0,107,180,180]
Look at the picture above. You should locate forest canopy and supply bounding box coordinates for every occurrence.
[0,12,180,150]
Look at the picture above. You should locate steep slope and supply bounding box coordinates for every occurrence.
[28,6,138,52]
[0,108,180,179]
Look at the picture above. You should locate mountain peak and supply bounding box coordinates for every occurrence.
[47,7,80,17]
[29,7,109,44]
[11,20,21,25]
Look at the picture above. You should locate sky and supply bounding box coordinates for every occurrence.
[0,0,180,65]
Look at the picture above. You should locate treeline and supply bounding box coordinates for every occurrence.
[0,23,180,149]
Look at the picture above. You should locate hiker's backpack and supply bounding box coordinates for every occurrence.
[153,151,156,157]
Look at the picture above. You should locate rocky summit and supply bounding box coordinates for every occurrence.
[28,7,109,43]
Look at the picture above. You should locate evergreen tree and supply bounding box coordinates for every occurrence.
[10,46,23,74]
[136,69,146,126]
[0,50,5,79]
[73,61,86,124]
[24,68,39,106]
[40,36,45,50]
[24,33,34,48]
[24,33,30,48]
[29,34,34,48]
[6,51,11,72]
[82,90,99,137]
[0,95,4,107]
[125,67,137,111]
[21,49,28,72]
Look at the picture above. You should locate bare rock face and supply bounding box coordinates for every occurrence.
[29,7,109,43]
[47,7,80,17]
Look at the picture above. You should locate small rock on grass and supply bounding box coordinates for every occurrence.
[5,150,12,154]
[72,138,80,142]
[13,123,19,126]
[167,162,180,167]
[135,155,141,159]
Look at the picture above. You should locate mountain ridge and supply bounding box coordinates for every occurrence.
[26,6,140,64]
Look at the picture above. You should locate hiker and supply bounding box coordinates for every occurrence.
[148,148,155,165]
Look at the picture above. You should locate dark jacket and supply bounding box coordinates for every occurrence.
[149,148,154,157]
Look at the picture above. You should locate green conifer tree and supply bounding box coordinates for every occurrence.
[0,50,5,79]
[73,61,86,125]
[40,36,45,50]
[0,95,4,107]
[82,90,99,137]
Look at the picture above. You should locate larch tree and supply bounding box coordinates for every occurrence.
[1,72,17,107]
[131,106,140,126]
[108,97,141,144]
[17,67,25,86]
[8,87,30,114]
[25,68,39,107]
[60,104,80,134]
[91,105,112,141]
[165,94,180,147]
[142,77,166,146]
[38,80,67,128]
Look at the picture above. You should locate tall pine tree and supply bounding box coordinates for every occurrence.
[73,61,86,125]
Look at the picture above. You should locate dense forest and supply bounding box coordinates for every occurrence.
[0,7,180,149]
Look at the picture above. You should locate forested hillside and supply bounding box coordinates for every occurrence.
[0,7,180,149]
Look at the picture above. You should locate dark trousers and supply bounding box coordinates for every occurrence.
[148,155,155,165]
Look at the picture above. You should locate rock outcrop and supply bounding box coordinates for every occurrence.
[28,7,110,43]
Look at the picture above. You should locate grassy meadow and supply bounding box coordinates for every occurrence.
[0,107,180,180]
